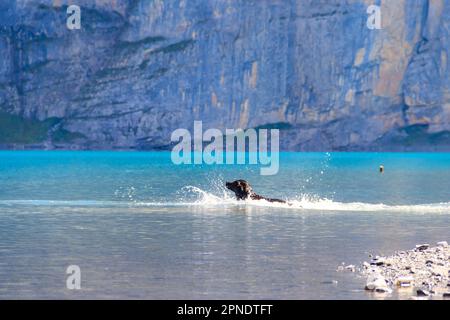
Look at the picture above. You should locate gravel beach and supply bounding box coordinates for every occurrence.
[341,241,450,299]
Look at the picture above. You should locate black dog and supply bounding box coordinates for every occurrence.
[225,180,286,203]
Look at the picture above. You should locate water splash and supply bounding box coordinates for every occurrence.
[1,185,450,213]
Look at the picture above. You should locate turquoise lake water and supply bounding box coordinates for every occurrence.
[0,151,449,299]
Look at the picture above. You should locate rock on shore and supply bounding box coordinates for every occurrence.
[359,241,450,299]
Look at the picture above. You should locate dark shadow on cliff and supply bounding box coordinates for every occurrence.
[373,124,450,152]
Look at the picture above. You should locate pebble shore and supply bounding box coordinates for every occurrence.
[339,241,450,299]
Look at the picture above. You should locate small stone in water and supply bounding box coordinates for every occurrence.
[375,287,392,293]
[415,244,430,251]
[372,258,386,266]
[365,275,389,292]
[437,241,448,247]
[416,289,430,297]
[345,265,355,272]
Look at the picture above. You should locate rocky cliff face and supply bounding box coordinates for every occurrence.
[0,0,449,151]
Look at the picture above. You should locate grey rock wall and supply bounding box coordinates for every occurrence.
[0,0,449,151]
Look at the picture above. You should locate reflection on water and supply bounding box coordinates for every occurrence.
[0,204,448,299]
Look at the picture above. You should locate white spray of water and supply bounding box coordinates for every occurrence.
[1,185,449,213]
[174,186,450,213]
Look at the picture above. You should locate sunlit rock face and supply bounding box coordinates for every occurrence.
[0,0,449,150]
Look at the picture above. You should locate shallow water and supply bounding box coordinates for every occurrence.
[0,151,449,299]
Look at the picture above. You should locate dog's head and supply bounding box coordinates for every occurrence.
[225,180,253,200]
